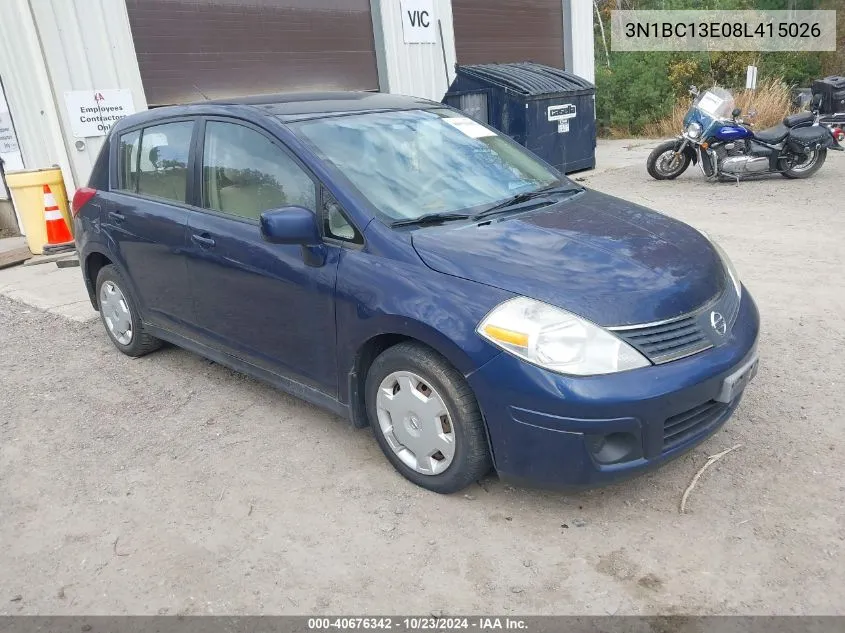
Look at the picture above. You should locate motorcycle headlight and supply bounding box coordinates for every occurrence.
[685,122,703,139]
[477,297,650,376]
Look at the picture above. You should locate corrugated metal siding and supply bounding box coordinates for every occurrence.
[452,0,564,68]
[0,0,68,175]
[372,0,456,102]
[29,0,148,187]
[126,0,379,105]
[563,0,595,83]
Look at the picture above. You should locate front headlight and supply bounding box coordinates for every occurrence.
[698,230,741,299]
[709,238,742,299]
[685,122,703,139]
[477,297,650,376]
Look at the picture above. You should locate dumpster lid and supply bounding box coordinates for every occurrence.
[455,62,595,97]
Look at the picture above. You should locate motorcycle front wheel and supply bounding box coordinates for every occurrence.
[781,149,827,179]
[647,141,691,180]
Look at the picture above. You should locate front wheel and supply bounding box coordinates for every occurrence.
[647,140,691,180]
[781,148,827,179]
[365,342,492,493]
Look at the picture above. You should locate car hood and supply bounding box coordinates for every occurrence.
[411,189,725,326]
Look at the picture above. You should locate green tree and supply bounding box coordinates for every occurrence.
[593,0,843,135]
[595,52,675,133]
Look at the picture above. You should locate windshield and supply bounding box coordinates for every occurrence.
[694,87,735,120]
[290,109,561,222]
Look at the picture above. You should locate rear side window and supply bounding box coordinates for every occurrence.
[117,130,140,192]
[131,121,193,203]
[89,134,112,190]
[201,121,316,221]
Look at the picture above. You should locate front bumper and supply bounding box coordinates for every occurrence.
[467,288,760,489]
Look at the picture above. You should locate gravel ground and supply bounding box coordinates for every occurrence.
[1,143,844,615]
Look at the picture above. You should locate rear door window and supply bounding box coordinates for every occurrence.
[201,121,316,221]
[134,121,193,203]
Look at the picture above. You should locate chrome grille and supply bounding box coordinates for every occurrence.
[721,281,741,326]
[613,315,712,364]
[610,277,741,365]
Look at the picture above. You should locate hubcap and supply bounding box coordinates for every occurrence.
[99,281,133,345]
[375,371,456,476]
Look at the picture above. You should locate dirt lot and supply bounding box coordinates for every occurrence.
[1,142,843,616]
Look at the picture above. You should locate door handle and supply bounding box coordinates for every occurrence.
[191,233,216,248]
[108,211,125,223]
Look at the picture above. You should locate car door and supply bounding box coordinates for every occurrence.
[103,120,196,333]
[184,118,347,394]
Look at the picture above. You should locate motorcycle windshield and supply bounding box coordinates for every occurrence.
[694,88,736,120]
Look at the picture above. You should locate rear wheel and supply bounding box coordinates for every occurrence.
[647,141,691,180]
[96,265,162,357]
[781,148,827,179]
[365,342,492,493]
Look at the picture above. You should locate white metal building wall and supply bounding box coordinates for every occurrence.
[370,0,458,102]
[0,0,70,182]
[0,0,146,197]
[29,0,147,189]
[564,0,596,84]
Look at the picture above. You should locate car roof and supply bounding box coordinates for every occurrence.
[114,91,444,132]
[234,92,444,122]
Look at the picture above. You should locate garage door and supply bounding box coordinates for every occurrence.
[126,0,380,106]
[452,0,564,69]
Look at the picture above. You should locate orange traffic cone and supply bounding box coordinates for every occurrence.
[42,184,74,254]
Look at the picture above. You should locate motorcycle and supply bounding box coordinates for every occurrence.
[811,76,845,144]
[647,86,843,182]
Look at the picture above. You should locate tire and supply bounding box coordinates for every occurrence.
[647,140,691,180]
[781,148,827,179]
[365,342,492,493]
[95,264,162,357]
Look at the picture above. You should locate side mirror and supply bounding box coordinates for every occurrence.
[731,108,742,119]
[689,85,699,96]
[260,206,320,245]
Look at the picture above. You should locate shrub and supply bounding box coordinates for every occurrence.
[643,77,794,138]
[595,53,675,136]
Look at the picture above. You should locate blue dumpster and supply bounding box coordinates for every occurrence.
[443,62,596,173]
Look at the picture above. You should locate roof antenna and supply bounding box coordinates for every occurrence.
[193,84,211,101]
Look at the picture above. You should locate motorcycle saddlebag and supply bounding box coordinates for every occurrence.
[786,126,838,153]
[811,76,845,114]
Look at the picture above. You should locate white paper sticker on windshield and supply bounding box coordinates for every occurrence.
[443,116,496,138]
[697,92,724,115]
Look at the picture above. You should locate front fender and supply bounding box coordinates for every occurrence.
[678,138,699,164]
[335,248,513,405]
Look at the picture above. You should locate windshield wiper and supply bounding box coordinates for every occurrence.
[390,212,472,228]
[472,185,585,220]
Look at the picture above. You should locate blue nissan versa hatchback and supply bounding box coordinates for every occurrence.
[72,92,759,493]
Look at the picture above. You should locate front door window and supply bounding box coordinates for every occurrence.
[201,122,316,220]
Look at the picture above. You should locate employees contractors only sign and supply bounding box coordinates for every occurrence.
[64,89,136,138]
